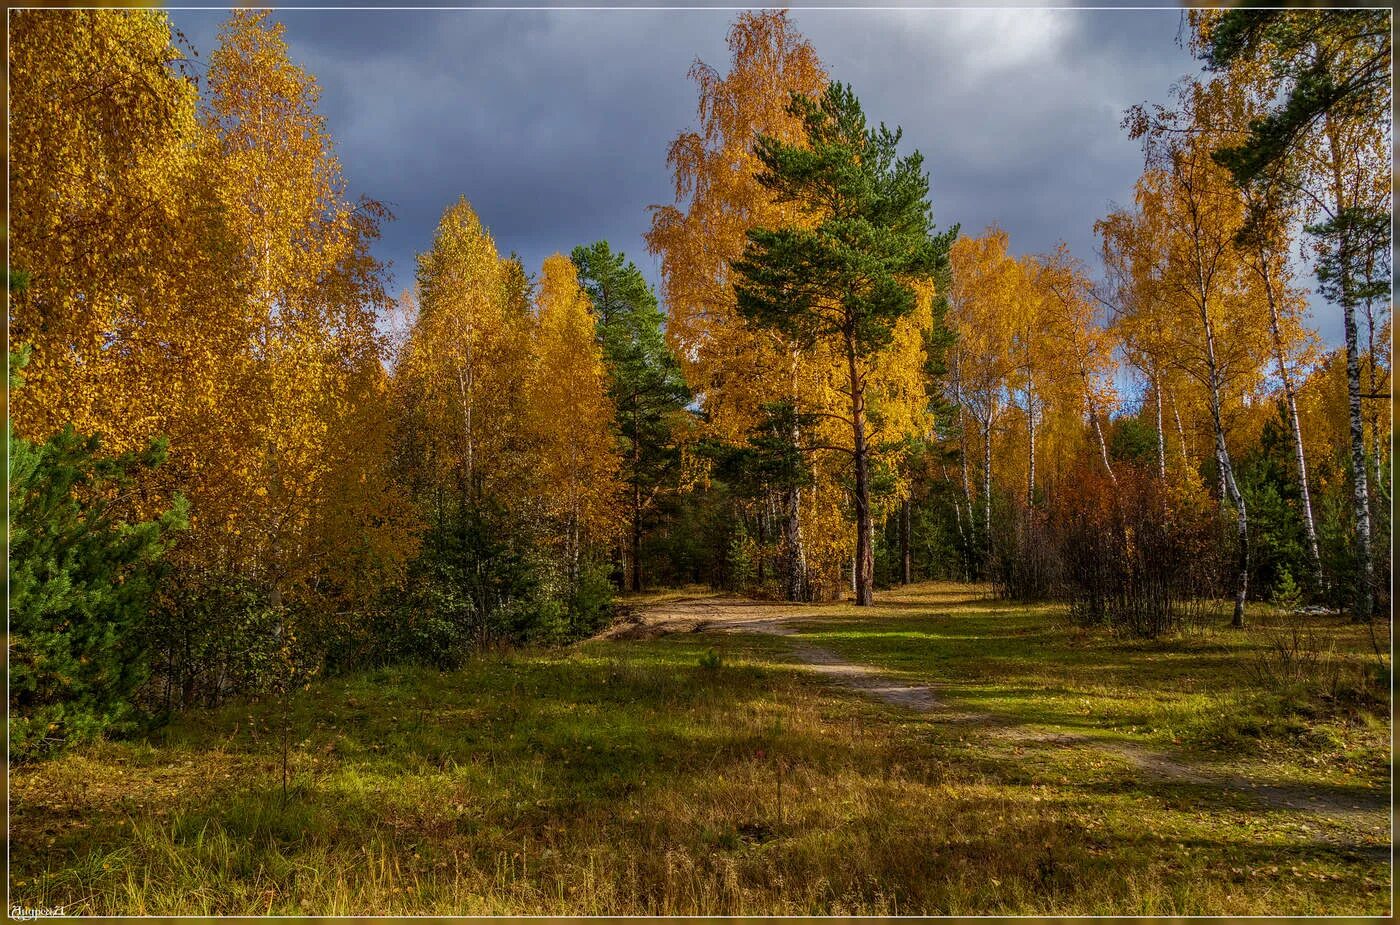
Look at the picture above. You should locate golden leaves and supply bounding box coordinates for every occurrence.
[9,9,415,613]
[647,10,830,446]
[645,11,943,593]
[529,256,624,550]
[647,11,859,586]
[9,9,205,451]
[392,208,624,563]
[394,197,529,501]
[948,228,1129,500]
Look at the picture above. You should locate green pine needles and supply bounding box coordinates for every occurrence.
[732,80,956,606]
[8,346,188,760]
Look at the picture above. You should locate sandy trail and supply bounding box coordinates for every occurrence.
[607,593,1391,851]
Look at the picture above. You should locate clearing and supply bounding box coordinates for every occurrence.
[9,583,1392,915]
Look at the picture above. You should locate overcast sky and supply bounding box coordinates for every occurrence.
[167,6,1340,345]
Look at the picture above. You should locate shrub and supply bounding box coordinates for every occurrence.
[568,557,617,638]
[725,523,756,591]
[1045,463,1228,637]
[1250,625,1335,689]
[365,500,618,667]
[1271,568,1304,613]
[1246,624,1387,727]
[143,569,285,710]
[990,495,1056,601]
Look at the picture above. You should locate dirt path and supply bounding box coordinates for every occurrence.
[602,595,813,640]
[607,594,1391,849]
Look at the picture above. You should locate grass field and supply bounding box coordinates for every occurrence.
[9,583,1392,915]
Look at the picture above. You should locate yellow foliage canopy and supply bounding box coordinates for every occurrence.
[9,9,416,613]
[529,256,624,557]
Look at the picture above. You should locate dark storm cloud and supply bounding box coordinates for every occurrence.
[172,8,1340,349]
[797,8,1197,267]
[173,8,740,292]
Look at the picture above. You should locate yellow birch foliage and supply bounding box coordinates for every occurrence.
[10,9,414,613]
[1097,202,1205,471]
[1107,80,1280,478]
[1034,246,1121,482]
[8,9,249,495]
[1296,331,1392,482]
[646,11,843,587]
[202,10,413,603]
[528,256,624,558]
[947,230,1123,502]
[394,197,533,505]
[646,11,828,446]
[947,231,1017,501]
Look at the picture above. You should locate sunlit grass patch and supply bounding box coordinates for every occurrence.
[792,590,1389,780]
[9,585,1391,915]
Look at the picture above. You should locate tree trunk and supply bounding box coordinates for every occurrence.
[457,348,474,497]
[1327,118,1374,622]
[1088,396,1116,485]
[630,489,642,593]
[1212,409,1249,630]
[569,510,580,588]
[847,337,874,606]
[1026,389,1037,507]
[899,497,912,585]
[957,408,975,576]
[1259,253,1323,587]
[1201,310,1248,629]
[782,482,808,601]
[630,421,643,593]
[1362,294,1384,511]
[852,427,873,606]
[1153,369,1167,480]
[782,403,809,602]
[982,416,993,550]
[945,460,972,581]
[1169,386,1191,471]
[756,495,768,585]
[1342,291,1374,621]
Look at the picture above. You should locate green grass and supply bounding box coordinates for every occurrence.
[9,584,1392,915]
[785,584,1390,788]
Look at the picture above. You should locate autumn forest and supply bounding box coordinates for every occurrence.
[7,7,1393,917]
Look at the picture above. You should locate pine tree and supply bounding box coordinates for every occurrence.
[733,82,955,606]
[571,241,691,592]
[646,10,838,600]
[8,347,188,759]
